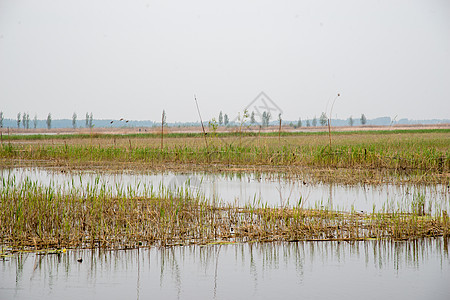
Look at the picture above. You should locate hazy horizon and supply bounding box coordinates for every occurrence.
[1,0,449,122]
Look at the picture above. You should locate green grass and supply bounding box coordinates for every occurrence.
[1,140,448,172]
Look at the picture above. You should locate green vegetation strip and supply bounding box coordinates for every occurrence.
[1,140,448,174]
[1,177,448,251]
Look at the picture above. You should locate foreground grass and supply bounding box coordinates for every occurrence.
[1,177,448,251]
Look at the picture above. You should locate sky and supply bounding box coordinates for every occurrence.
[0,0,449,122]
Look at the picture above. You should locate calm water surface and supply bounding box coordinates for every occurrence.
[1,239,449,300]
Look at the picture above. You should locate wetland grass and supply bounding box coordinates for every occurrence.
[2,130,448,170]
[1,129,448,252]
[0,133,448,185]
[1,177,448,252]
[2,142,449,169]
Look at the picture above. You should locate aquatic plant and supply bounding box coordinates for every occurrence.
[1,177,448,251]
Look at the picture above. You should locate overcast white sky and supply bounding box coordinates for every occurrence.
[1,0,449,122]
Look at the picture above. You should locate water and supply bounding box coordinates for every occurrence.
[1,239,449,300]
[1,167,449,299]
[1,167,449,213]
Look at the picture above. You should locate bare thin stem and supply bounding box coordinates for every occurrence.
[161,111,164,151]
[194,95,208,148]
[328,93,340,149]
[279,118,282,141]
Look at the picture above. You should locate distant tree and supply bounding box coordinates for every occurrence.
[360,114,367,125]
[319,112,327,126]
[250,111,256,124]
[22,112,26,128]
[297,118,302,128]
[262,111,271,127]
[89,112,93,128]
[263,112,268,126]
[25,113,30,129]
[162,110,167,126]
[33,114,38,129]
[72,112,77,129]
[348,116,354,126]
[85,112,89,128]
[46,113,52,129]
[0,111,3,128]
[306,119,310,127]
[224,114,229,126]
[17,112,21,128]
[312,116,317,127]
[218,111,223,125]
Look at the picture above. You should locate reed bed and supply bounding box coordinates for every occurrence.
[1,177,448,251]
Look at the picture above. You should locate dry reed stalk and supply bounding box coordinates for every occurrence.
[194,95,208,148]
[161,112,164,151]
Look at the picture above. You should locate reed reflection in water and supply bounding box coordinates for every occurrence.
[1,238,449,299]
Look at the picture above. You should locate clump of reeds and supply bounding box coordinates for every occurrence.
[1,177,448,251]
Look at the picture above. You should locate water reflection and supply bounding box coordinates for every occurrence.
[1,167,448,213]
[1,239,449,299]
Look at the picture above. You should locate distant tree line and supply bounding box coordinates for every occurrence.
[0,111,96,130]
[3,110,442,130]
[214,110,370,128]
